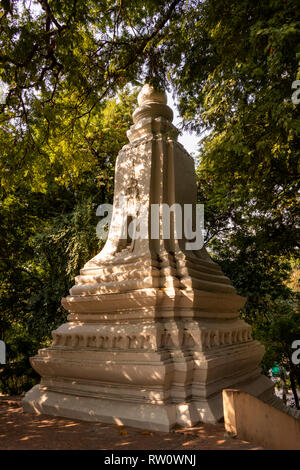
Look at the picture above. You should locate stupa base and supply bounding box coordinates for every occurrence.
[23,374,273,431]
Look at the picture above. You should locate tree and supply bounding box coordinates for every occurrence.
[0,0,183,152]
[166,0,299,255]
[209,235,300,406]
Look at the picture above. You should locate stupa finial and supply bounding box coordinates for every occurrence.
[137,84,167,106]
[132,83,173,124]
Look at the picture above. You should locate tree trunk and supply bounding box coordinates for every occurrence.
[289,360,300,410]
[282,380,287,405]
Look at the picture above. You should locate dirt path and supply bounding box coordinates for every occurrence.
[0,396,262,450]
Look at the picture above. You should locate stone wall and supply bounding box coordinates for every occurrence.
[223,388,300,450]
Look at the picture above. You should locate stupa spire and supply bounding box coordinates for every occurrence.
[127,83,177,143]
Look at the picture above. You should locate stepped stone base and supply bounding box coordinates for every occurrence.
[23,340,273,431]
[23,374,272,431]
[23,386,177,432]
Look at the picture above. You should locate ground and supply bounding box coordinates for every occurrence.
[0,396,263,450]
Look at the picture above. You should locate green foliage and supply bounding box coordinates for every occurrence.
[170,0,299,258]
[210,236,299,377]
[0,0,183,160]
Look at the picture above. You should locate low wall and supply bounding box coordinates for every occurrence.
[223,388,300,450]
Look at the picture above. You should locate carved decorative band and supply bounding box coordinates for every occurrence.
[51,326,252,351]
[52,332,153,350]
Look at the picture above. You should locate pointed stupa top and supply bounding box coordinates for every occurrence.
[137,84,167,106]
[132,83,173,124]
